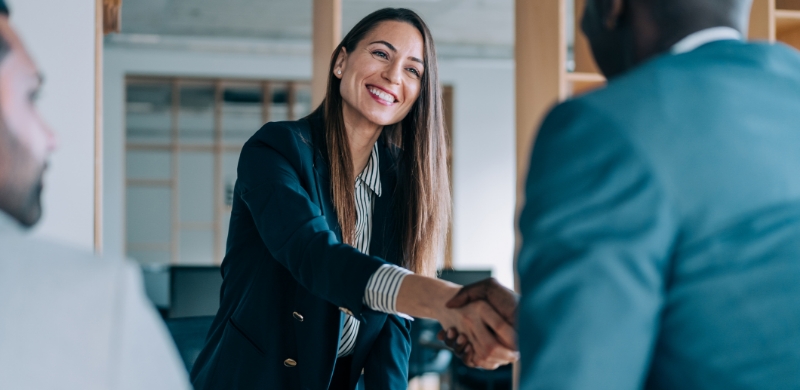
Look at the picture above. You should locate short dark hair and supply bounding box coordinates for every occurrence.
[0,0,10,63]
[639,0,753,32]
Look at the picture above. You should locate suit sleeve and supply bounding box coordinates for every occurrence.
[237,123,390,319]
[517,100,679,390]
[362,315,412,389]
[112,262,191,390]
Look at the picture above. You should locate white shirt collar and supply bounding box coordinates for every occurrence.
[356,142,382,197]
[671,27,743,55]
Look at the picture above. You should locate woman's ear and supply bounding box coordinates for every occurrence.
[334,47,347,79]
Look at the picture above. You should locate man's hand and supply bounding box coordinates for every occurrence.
[446,277,519,326]
[394,274,519,369]
[437,278,519,367]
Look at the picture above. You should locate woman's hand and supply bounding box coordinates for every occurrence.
[433,300,519,369]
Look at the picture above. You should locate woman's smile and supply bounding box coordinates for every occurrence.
[366,84,398,106]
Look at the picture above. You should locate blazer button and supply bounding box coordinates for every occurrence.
[292,312,304,322]
[339,307,354,316]
[284,358,297,368]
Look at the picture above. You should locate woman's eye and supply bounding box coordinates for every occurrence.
[407,68,420,77]
[372,50,388,59]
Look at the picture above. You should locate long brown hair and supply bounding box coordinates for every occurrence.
[321,8,449,277]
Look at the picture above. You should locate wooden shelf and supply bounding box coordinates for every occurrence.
[776,9,800,35]
[566,72,606,95]
[566,72,606,83]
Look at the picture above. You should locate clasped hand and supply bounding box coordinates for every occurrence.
[434,278,520,369]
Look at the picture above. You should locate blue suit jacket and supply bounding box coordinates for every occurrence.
[190,110,411,390]
[518,41,800,389]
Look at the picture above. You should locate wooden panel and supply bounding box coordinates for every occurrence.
[312,0,342,107]
[777,0,800,10]
[262,81,272,124]
[573,0,600,74]
[750,0,777,41]
[515,0,566,216]
[776,9,800,37]
[567,72,606,96]
[778,24,800,49]
[514,1,567,386]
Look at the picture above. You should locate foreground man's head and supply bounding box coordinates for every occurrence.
[582,0,754,78]
[0,7,57,227]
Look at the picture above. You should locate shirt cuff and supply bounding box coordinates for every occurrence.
[363,264,414,320]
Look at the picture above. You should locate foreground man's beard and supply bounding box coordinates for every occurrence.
[18,168,44,227]
[0,157,46,228]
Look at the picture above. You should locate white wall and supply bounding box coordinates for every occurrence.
[440,59,516,289]
[8,0,97,250]
[104,44,516,288]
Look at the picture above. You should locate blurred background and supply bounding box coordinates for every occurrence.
[10,0,798,388]
[106,0,520,290]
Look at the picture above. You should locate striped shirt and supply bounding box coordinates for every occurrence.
[337,142,413,357]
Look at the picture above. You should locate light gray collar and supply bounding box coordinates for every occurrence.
[671,27,743,55]
[0,210,26,236]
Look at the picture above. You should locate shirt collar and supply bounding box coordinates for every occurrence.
[671,27,743,55]
[356,142,382,197]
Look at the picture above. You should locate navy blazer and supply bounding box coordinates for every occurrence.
[191,110,412,390]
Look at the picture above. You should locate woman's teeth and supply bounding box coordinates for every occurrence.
[369,87,395,103]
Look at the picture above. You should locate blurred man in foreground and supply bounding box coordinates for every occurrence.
[516,0,800,388]
[0,3,190,389]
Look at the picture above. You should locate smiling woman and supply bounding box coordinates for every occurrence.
[324,11,447,279]
[189,7,517,390]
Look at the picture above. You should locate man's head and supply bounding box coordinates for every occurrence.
[0,6,57,227]
[582,0,753,78]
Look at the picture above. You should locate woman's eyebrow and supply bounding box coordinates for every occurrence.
[369,40,424,65]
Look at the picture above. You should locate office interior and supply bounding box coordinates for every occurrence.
[12,0,800,388]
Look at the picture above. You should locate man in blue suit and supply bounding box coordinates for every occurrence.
[514,0,800,388]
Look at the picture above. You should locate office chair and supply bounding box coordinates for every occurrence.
[165,315,215,372]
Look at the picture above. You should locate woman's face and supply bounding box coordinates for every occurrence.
[336,20,425,128]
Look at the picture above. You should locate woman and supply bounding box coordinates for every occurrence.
[190,8,516,390]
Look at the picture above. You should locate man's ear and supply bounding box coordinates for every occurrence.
[333,47,347,79]
[601,0,626,30]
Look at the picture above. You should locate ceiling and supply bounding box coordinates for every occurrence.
[119,0,515,47]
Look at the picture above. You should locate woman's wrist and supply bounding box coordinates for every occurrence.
[395,274,461,320]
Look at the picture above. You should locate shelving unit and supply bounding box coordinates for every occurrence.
[565,0,800,99]
[515,0,800,259]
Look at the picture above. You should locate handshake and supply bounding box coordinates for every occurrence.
[433,278,520,370]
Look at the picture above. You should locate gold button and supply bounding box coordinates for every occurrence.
[339,307,353,316]
[292,312,304,322]
[361,368,365,376]
[284,358,297,367]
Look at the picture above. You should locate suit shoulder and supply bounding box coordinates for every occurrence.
[246,118,314,154]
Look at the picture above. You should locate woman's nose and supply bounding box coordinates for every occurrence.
[381,62,403,85]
